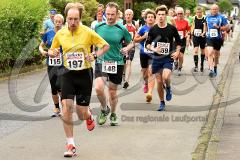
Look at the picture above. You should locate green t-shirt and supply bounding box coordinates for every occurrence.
[95,22,132,65]
[186,16,193,26]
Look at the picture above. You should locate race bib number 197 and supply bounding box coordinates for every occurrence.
[102,61,117,74]
[66,52,85,70]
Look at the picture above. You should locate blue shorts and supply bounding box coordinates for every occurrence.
[152,60,173,74]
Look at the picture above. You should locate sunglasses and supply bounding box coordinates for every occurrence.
[177,13,183,15]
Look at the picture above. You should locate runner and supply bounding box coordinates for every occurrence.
[192,6,207,72]
[122,9,137,89]
[49,2,109,157]
[40,9,57,35]
[91,12,103,30]
[205,4,229,77]
[174,7,191,76]
[145,5,181,111]
[94,2,132,126]
[185,9,193,27]
[167,8,176,26]
[39,14,64,117]
[138,10,146,28]
[133,9,156,102]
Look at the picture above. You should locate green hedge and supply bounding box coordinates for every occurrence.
[49,0,98,26]
[0,0,49,71]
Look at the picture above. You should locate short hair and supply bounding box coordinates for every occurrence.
[155,5,169,15]
[176,7,184,14]
[98,4,104,8]
[64,2,84,19]
[54,14,64,22]
[106,2,119,12]
[196,6,203,12]
[125,9,133,15]
[144,9,156,19]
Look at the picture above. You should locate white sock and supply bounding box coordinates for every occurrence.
[67,138,75,146]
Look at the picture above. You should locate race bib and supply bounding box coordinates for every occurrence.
[156,42,170,55]
[48,54,62,66]
[143,41,154,54]
[65,52,85,70]
[102,61,117,74]
[194,29,202,37]
[210,29,218,38]
[178,31,184,39]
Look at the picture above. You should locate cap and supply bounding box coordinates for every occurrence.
[50,9,57,15]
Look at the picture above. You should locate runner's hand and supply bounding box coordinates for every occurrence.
[120,47,129,56]
[48,48,59,58]
[85,53,95,62]
[171,51,180,59]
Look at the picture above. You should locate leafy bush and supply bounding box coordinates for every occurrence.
[134,2,158,19]
[0,0,49,71]
[49,0,99,26]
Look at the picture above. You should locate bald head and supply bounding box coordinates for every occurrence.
[211,4,219,15]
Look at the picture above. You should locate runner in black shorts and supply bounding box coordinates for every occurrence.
[146,5,181,111]
[134,9,156,103]
[49,2,110,157]
[39,14,64,117]
[94,2,132,126]
[205,4,229,77]
[192,6,207,72]
[174,7,191,76]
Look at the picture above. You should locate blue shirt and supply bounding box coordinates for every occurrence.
[43,19,55,32]
[42,30,56,48]
[42,30,63,66]
[138,25,152,54]
[206,14,228,39]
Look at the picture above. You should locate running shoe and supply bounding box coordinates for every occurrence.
[123,82,129,89]
[97,106,110,125]
[64,144,76,157]
[200,66,204,72]
[143,84,148,93]
[110,113,118,126]
[177,69,181,76]
[146,93,152,103]
[86,112,95,131]
[51,108,61,117]
[165,87,172,101]
[209,70,216,78]
[157,101,165,111]
[193,67,198,72]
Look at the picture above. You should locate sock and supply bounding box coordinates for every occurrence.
[160,100,165,104]
[214,66,217,73]
[67,138,75,146]
[201,54,205,67]
[55,103,59,109]
[194,55,199,68]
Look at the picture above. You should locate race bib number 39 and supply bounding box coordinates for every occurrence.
[194,29,202,37]
[102,61,117,74]
[210,29,218,38]
[66,52,85,70]
[157,42,170,55]
[48,55,62,66]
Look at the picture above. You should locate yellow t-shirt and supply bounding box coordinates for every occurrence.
[51,25,108,70]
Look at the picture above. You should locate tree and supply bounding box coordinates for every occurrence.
[177,0,197,13]
[217,0,233,15]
